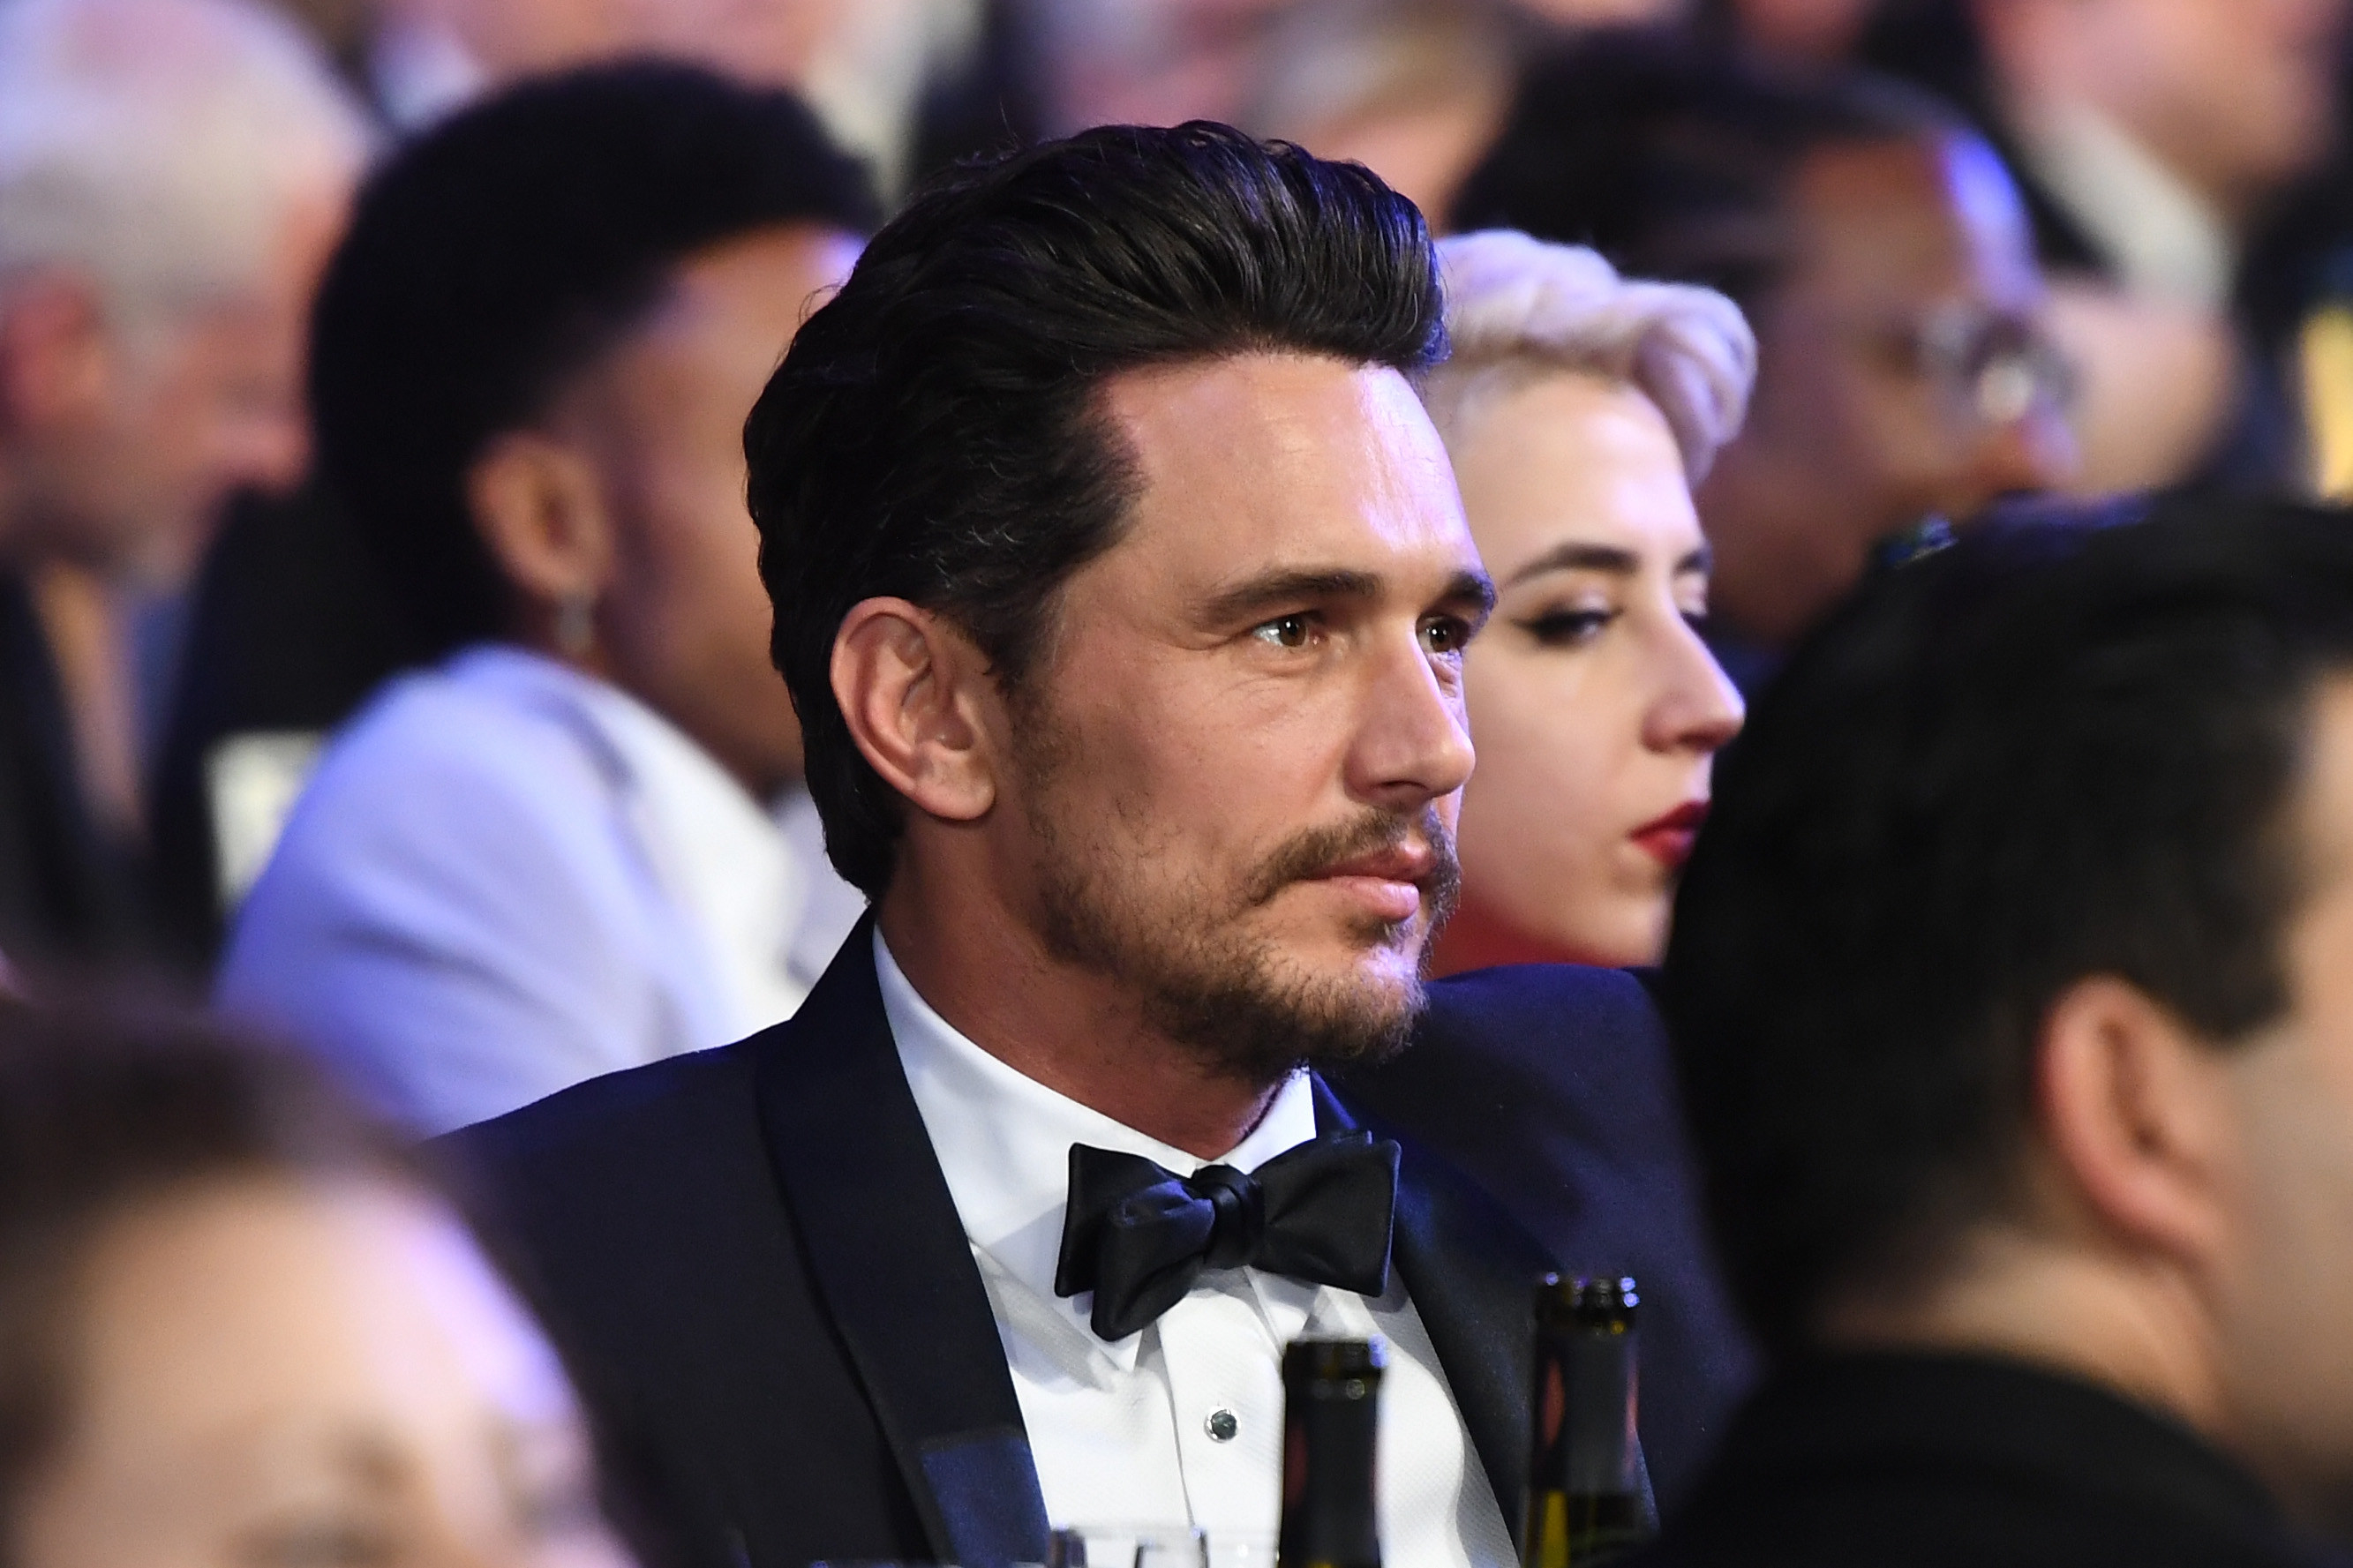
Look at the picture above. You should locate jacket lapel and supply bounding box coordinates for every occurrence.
[754,916,1052,1568]
[1315,1074,1551,1551]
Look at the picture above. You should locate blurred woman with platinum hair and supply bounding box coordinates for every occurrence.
[1426,229,1751,972]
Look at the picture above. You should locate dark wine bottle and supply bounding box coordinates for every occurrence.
[1277,1337,1384,1568]
[1521,1276,1654,1568]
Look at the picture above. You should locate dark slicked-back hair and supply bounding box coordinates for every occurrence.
[312,61,878,657]
[1453,30,1958,312]
[747,121,1446,897]
[1663,497,2353,1357]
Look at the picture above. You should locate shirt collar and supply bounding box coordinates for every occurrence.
[876,928,1319,1367]
[2009,96,2236,308]
[450,645,809,1033]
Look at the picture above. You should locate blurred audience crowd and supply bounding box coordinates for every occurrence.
[4,0,2353,1563]
[3,0,2345,1006]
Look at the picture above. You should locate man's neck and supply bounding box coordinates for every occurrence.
[876,863,1280,1160]
[1817,1223,2229,1437]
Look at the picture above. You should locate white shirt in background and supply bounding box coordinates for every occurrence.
[2009,96,2236,310]
[876,931,1516,1568]
[217,644,866,1135]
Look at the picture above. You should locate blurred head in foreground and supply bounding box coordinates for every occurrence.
[1423,231,1748,970]
[0,1007,635,1565]
[1458,36,2078,659]
[1666,496,2353,1530]
[0,0,369,587]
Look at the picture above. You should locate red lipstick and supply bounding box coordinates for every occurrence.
[1631,800,1709,871]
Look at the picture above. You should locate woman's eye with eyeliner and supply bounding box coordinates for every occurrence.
[1252,613,1313,649]
[1520,608,1616,646]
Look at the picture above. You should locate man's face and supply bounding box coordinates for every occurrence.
[997,353,1487,1085]
[1702,131,2078,647]
[2211,675,2353,1530]
[554,222,862,797]
[3,189,344,584]
[2052,0,2344,211]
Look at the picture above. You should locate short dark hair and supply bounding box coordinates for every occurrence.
[746,121,1446,897]
[1452,30,1958,311]
[311,61,879,657]
[1662,497,2353,1356]
[0,1006,419,1520]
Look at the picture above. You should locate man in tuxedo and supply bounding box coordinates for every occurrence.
[449,122,1734,1568]
[1640,498,2353,1566]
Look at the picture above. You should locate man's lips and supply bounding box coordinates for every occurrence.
[1304,844,1438,922]
[1631,800,1709,871]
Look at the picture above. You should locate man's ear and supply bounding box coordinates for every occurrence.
[0,274,110,437]
[2036,974,2237,1269]
[831,598,999,824]
[464,430,614,609]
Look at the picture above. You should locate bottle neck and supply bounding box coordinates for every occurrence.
[1278,1358,1382,1568]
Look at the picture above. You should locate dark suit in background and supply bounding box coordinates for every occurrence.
[1628,1352,2321,1568]
[150,481,416,968]
[1337,965,1756,1509]
[0,574,148,979]
[447,935,1729,1568]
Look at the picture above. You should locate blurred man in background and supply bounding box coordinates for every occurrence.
[1648,499,2353,1567]
[219,64,876,1136]
[1455,37,2076,684]
[1875,0,2348,492]
[0,0,368,980]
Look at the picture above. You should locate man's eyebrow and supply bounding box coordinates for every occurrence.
[1443,567,1499,623]
[1195,568,1386,626]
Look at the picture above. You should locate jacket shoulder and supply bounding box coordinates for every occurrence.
[445,1030,768,1184]
[1417,961,1665,1052]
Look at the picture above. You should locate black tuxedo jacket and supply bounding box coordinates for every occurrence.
[447,930,1640,1568]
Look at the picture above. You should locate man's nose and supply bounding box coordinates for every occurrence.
[1966,401,2079,507]
[1347,633,1476,807]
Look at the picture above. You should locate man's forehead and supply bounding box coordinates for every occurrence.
[1788,132,2037,307]
[1095,350,1476,595]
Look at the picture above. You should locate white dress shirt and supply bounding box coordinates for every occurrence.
[218,645,867,1134]
[876,933,1516,1568]
[2010,97,2236,309]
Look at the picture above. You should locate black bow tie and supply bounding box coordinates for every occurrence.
[1052,1131,1401,1342]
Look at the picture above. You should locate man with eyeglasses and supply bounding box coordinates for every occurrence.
[1455,34,2079,689]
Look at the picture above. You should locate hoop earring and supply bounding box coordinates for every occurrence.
[554,592,596,658]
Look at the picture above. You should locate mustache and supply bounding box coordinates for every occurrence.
[1244,805,1461,912]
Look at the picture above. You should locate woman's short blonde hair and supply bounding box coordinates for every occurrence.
[1427,229,1757,484]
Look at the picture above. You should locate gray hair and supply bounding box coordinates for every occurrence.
[1428,229,1757,484]
[0,0,372,323]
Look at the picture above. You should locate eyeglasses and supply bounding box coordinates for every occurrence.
[1896,303,2079,428]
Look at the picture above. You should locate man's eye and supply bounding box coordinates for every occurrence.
[1252,614,1313,649]
[1421,617,1471,656]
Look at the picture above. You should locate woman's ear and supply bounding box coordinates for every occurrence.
[464,431,615,611]
[831,597,999,824]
